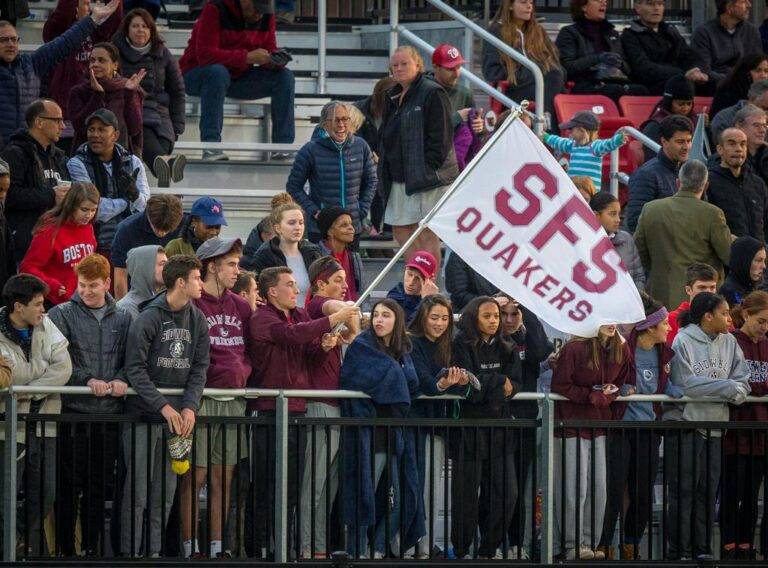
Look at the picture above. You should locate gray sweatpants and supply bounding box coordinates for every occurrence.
[665,430,721,560]
[553,436,607,554]
[120,424,177,557]
[299,402,340,556]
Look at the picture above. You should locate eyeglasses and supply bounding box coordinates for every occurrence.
[751,122,768,130]
[0,36,20,44]
[332,116,351,124]
[39,116,65,124]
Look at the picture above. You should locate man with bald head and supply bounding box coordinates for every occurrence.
[707,127,768,242]
[0,0,120,147]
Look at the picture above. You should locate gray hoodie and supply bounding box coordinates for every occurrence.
[664,324,751,435]
[124,291,209,415]
[117,244,163,319]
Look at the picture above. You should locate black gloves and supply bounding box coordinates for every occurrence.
[116,167,140,203]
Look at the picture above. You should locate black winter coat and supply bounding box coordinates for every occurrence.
[556,19,630,94]
[113,35,186,143]
[445,252,499,311]
[620,20,701,94]
[47,292,132,414]
[240,236,321,273]
[0,204,16,293]
[707,164,768,243]
[0,130,70,262]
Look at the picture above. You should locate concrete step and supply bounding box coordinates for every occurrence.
[170,159,292,190]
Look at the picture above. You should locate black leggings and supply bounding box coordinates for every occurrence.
[143,128,174,176]
[720,453,766,549]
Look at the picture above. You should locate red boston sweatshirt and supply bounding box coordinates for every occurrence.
[724,329,768,455]
[20,219,96,305]
[193,289,253,389]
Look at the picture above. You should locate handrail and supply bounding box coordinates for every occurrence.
[396,27,536,123]
[317,0,327,94]
[391,0,545,135]
[608,125,661,197]
[3,385,767,404]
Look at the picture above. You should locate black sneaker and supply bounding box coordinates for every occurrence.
[270,151,294,161]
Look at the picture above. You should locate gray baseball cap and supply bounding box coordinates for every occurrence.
[196,237,242,262]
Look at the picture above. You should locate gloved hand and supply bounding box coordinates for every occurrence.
[599,51,623,67]
[588,390,612,407]
[270,48,293,67]
[116,167,140,203]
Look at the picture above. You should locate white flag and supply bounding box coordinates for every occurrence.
[428,119,644,337]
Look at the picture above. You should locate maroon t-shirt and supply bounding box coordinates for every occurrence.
[307,295,342,406]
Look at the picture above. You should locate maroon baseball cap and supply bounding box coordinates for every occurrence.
[406,251,437,280]
[432,44,466,69]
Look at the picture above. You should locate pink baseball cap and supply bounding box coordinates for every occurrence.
[406,251,437,279]
[432,44,466,69]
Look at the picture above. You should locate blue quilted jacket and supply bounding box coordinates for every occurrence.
[286,129,377,234]
[0,16,97,148]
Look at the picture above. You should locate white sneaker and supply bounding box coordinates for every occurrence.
[509,545,530,560]
[579,546,596,560]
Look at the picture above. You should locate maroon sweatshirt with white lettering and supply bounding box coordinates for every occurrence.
[193,288,253,389]
[19,218,96,306]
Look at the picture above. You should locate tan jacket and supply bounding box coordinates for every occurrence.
[0,354,10,389]
[0,315,71,441]
[634,191,732,308]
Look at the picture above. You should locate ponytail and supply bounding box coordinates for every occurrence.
[677,292,726,328]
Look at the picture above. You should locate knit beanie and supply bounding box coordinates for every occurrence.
[663,75,695,101]
[316,206,352,239]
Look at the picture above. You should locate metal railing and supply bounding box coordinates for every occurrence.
[3,386,768,564]
[609,126,661,198]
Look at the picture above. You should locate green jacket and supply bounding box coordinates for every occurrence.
[634,191,731,308]
[163,237,195,257]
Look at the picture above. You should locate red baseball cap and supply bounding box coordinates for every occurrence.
[406,251,437,280]
[432,44,466,69]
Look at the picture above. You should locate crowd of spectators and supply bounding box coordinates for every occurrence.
[4,0,768,563]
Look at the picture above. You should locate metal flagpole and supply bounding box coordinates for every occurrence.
[348,100,530,312]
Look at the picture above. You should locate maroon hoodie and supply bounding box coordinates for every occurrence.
[724,329,768,455]
[247,302,332,413]
[612,328,675,421]
[551,338,633,439]
[193,289,252,389]
[306,295,342,406]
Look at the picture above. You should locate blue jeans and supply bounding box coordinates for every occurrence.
[184,64,295,143]
[275,0,296,10]
[348,452,401,557]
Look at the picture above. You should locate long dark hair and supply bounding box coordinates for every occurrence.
[677,292,727,328]
[718,53,768,96]
[370,298,412,360]
[33,182,100,242]
[116,8,163,50]
[457,296,512,352]
[408,294,454,368]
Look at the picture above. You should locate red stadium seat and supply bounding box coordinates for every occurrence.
[619,96,661,129]
[489,81,510,116]
[694,96,713,115]
[553,94,619,130]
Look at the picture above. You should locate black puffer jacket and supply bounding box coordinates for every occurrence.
[707,163,768,243]
[0,129,70,262]
[240,235,321,273]
[47,292,132,414]
[556,19,630,93]
[445,252,499,311]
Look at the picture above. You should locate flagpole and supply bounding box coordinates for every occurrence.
[349,100,530,312]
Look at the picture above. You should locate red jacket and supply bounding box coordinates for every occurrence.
[551,338,633,439]
[19,219,96,305]
[179,0,277,78]
[612,328,675,421]
[724,329,768,455]
[67,78,144,156]
[667,301,689,346]
[247,302,331,413]
[42,0,122,121]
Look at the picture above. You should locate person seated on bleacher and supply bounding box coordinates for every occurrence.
[711,53,768,121]
[481,0,564,120]
[0,0,120,149]
[179,0,295,161]
[708,127,768,243]
[627,115,692,233]
[42,0,123,153]
[555,0,648,103]
[734,104,768,187]
[711,79,768,144]
[110,194,184,299]
[114,8,187,187]
[68,41,145,156]
[387,250,439,324]
[315,206,366,302]
[640,75,699,162]
[620,0,709,96]
[165,196,227,256]
[691,0,763,86]
[286,101,377,244]
[67,108,150,259]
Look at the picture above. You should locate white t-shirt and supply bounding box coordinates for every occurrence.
[285,253,310,308]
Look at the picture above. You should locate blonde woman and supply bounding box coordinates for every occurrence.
[379,46,458,269]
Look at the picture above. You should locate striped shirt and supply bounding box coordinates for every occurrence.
[543,132,624,192]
